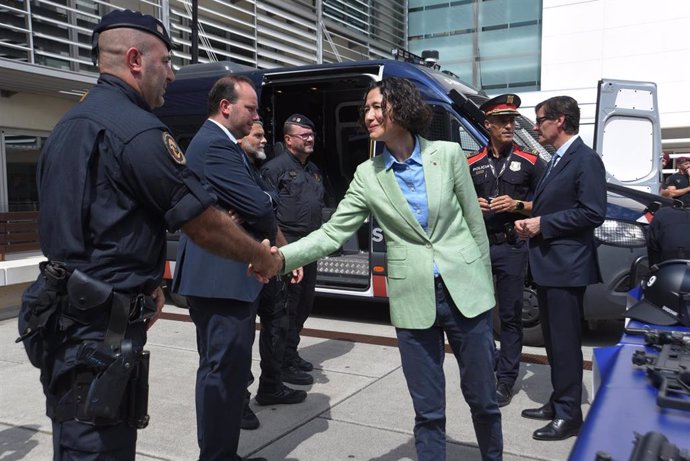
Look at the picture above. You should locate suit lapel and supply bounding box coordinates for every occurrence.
[421,139,442,235]
[374,155,428,240]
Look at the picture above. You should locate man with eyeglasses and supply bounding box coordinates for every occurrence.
[661,156,690,206]
[17,10,279,460]
[515,96,606,442]
[261,114,325,386]
[467,94,547,408]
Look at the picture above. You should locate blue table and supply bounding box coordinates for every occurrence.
[569,320,690,460]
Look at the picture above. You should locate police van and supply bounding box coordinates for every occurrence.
[157,55,667,345]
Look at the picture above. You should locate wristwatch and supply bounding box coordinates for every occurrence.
[515,201,525,211]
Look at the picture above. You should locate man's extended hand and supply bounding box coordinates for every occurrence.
[248,240,283,283]
[515,216,541,239]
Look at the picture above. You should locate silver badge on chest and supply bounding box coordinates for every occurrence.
[509,161,521,172]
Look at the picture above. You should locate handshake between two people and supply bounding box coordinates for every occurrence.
[248,240,302,285]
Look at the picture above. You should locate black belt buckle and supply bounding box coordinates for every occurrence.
[129,294,156,323]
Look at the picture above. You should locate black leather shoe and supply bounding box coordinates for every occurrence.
[521,404,554,420]
[532,418,581,441]
[295,355,314,372]
[281,365,314,385]
[255,384,307,405]
[496,382,513,407]
[243,457,267,461]
[241,402,259,430]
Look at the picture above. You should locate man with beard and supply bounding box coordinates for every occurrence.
[261,114,325,386]
[661,156,690,206]
[237,121,306,431]
[467,94,546,407]
[17,12,279,460]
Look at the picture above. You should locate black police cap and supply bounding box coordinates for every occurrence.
[480,94,521,117]
[285,114,315,130]
[91,9,172,64]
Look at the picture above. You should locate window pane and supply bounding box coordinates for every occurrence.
[5,135,42,212]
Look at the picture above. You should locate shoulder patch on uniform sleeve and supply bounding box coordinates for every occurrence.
[163,132,186,165]
[467,148,488,165]
[512,146,538,165]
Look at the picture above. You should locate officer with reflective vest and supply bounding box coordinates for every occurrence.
[467,94,547,407]
[16,9,278,460]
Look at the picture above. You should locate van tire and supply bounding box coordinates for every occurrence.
[492,282,544,347]
[164,286,188,308]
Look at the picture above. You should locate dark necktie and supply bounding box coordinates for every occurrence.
[544,154,559,178]
[538,154,559,189]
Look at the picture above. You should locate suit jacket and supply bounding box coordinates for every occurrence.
[172,120,277,301]
[529,136,607,287]
[280,137,494,329]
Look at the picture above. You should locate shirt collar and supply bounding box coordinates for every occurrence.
[554,134,579,159]
[488,141,513,159]
[98,74,152,113]
[384,135,422,170]
[208,118,238,144]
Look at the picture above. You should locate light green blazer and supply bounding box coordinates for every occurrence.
[281,137,495,329]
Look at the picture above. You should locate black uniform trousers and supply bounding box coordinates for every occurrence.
[256,277,289,394]
[188,295,258,461]
[283,261,317,366]
[490,240,528,387]
[536,285,585,423]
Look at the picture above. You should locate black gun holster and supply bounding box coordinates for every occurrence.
[27,267,153,428]
[68,341,150,428]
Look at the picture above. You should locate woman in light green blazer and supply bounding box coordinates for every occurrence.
[276,78,502,461]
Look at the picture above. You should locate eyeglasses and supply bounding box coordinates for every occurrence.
[287,132,315,141]
[534,116,555,126]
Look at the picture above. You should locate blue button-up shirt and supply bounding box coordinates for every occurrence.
[384,136,439,276]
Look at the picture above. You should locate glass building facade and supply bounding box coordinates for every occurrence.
[408,0,542,92]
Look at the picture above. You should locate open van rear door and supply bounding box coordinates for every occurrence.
[258,64,384,298]
[594,79,662,193]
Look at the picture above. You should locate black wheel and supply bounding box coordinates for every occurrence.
[164,286,188,308]
[521,283,543,346]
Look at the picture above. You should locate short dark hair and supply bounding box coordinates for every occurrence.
[535,96,580,134]
[360,77,432,135]
[207,75,255,117]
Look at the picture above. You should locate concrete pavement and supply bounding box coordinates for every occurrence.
[0,305,593,460]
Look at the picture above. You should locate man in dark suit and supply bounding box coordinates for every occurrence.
[172,76,295,461]
[515,96,606,441]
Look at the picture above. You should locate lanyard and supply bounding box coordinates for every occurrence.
[487,148,513,196]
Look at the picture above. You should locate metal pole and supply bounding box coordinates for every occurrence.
[316,0,323,64]
[191,0,199,64]
[472,0,480,88]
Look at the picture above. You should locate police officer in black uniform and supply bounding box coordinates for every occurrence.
[261,114,325,385]
[17,10,277,461]
[661,156,690,206]
[467,94,547,407]
[646,204,690,266]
